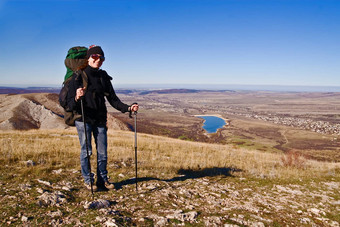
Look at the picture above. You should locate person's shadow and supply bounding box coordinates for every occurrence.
[114,166,242,190]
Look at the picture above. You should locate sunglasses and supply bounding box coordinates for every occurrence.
[90,54,105,61]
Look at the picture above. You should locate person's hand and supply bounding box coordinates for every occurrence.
[130,103,139,112]
[75,87,86,101]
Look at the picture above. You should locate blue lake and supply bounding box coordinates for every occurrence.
[197,116,226,133]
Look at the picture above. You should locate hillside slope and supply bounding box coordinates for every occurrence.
[0,129,339,226]
[0,93,129,131]
[0,94,65,130]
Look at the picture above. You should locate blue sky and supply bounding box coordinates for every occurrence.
[1,0,340,88]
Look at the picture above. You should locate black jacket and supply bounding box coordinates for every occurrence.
[66,65,129,126]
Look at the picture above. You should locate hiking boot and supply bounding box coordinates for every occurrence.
[84,182,98,192]
[104,181,115,190]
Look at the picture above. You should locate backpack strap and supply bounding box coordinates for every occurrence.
[74,70,88,93]
[81,70,88,93]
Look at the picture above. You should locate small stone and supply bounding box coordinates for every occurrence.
[20,183,32,191]
[300,217,311,224]
[104,218,118,227]
[252,222,265,227]
[84,199,112,209]
[26,160,35,166]
[297,210,303,214]
[37,179,52,186]
[118,173,125,178]
[21,216,28,222]
[37,191,67,207]
[52,169,63,174]
[96,216,106,222]
[309,208,320,216]
[62,186,71,191]
[48,210,63,218]
[155,217,168,226]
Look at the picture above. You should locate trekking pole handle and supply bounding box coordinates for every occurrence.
[129,102,138,118]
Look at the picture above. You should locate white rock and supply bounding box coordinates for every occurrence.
[26,160,35,166]
[330,221,340,227]
[300,217,311,224]
[309,208,321,216]
[37,191,67,207]
[21,216,28,222]
[62,186,71,191]
[36,188,44,194]
[19,183,32,191]
[52,169,63,174]
[37,179,52,186]
[252,222,265,227]
[166,210,198,222]
[48,210,63,218]
[96,216,106,222]
[155,217,168,226]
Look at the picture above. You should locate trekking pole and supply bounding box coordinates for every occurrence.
[129,103,138,191]
[134,111,138,192]
[80,99,94,196]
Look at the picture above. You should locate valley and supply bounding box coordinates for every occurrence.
[112,89,340,162]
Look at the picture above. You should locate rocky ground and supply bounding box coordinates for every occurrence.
[1,163,339,226]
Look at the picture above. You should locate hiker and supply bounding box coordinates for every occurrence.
[66,45,139,191]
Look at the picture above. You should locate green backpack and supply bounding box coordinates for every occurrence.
[59,46,89,126]
[64,46,88,81]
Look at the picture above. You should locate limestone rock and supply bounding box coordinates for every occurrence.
[84,199,112,209]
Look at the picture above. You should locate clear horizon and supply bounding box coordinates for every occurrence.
[2,83,340,93]
[1,0,340,87]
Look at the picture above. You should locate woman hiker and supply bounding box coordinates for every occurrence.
[66,45,139,191]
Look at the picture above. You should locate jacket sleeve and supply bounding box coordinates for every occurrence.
[104,73,130,113]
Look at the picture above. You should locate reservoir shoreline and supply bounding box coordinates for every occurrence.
[194,114,229,134]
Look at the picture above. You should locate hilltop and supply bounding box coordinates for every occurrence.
[0,129,339,226]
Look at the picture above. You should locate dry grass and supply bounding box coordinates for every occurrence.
[1,129,340,226]
[1,129,339,181]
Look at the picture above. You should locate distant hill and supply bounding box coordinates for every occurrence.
[139,89,200,95]
[0,93,129,131]
[0,87,233,96]
[0,86,61,94]
[138,89,232,95]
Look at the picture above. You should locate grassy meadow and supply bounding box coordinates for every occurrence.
[1,129,340,226]
[1,129,339,180]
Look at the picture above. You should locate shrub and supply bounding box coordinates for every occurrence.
[281,150,306,169]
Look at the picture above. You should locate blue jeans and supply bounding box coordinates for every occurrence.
[75,121,108,185]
